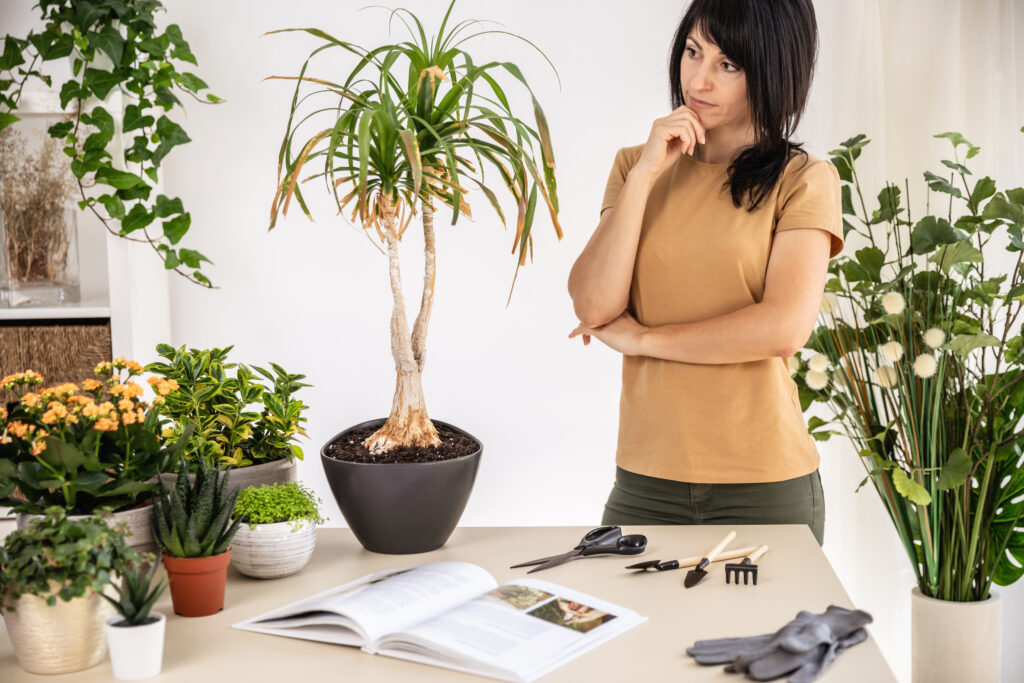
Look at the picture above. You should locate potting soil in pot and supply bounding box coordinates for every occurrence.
[325,423,479,463]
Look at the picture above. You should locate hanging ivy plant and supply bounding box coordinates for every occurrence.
[0,0,220,286]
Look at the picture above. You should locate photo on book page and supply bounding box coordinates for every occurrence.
[485,585,553,610]
[526,597,617,634]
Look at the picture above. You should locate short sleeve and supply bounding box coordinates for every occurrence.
[774,159,844,258]
[600,146,639,217]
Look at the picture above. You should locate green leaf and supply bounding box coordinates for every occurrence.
[936,447,972,490]
[162,214,190,244]
[90,26,124,66]
[928,240,984,274]
[95,167,145,190]
[177,72,208,92]
[0,112,19,131]
[84,68,122,100]
[949,332,1001,358]
[98,194,125,220]
[123,104,154,133]
[892,468,932,505]
[155,195,184,217]
[122,204,155,234]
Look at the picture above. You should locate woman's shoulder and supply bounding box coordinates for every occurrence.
[610,143,647,171]
[782,148,834,180]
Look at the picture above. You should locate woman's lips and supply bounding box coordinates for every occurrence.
[689,96,716,108]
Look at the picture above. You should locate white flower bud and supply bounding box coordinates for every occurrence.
[881,292,905,315]
[808,353,831,373]
[880,341,904,363]
[872,365,899,388]
[806,370,829,391]
[820,292,840,316]
[913,354,937,378]
[923,327,945,349]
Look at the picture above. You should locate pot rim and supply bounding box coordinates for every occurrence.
[320,417,483,467]
[234,518,317,532]
[910,585,1001,605]
[161,548,231,571]
[105,611,167,628]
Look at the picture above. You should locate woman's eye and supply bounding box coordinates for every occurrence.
[686,48,739,72]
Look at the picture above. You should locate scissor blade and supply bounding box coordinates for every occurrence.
[510,554,560,569]
[527,549,582,574]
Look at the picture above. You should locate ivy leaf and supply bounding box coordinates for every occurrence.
[892,468,932,505]
[150,115,191,166]
[0,112,19,132]
[84,68,122,100]
[98,194,126,219]
[163,214,191,244]
[166,25,198,65]
[179,248,209,268]
[0,36,25,70]
[95,167,145,190]
[122,204,155,234]
[177,72,208,92]
[90,26,124,66]
[155,195,184,217]
[123,104,154,132]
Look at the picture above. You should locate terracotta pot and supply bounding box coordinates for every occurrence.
[2,585,114,674]
[162,549,231,617]
[320,418,481,554]
[157,457,296,498]
[911,586,1001,683]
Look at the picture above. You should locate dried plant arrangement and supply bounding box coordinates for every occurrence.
[0,124,77,287]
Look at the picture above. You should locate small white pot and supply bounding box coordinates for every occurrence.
[911,586,1001,683]
[105,611,166,681]
[230,519,317,579]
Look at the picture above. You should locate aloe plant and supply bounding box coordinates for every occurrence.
[101,555,166,626]
[151,455,242,558]
[267,0,561,455]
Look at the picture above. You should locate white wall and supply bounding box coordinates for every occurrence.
[4,2,1024,681]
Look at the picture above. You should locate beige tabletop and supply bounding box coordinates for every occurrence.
[0,524,896,682]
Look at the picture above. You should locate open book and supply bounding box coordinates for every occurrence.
[232,561,646,682]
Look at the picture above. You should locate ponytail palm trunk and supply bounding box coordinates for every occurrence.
[266,1,562,455]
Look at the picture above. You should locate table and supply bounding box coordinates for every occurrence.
[0,524,896,682]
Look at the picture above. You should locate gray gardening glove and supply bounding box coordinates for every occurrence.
[687,605,873,680]
[745,627,869,682]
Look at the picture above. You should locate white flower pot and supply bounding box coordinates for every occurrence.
[911,586,1001,683]
[106,612,166,681]
[230,519,317,579]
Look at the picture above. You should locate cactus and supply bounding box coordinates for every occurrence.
[152,455,242,558]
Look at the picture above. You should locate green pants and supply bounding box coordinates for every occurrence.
[601,466,825,547]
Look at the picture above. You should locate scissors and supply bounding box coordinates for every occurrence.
[510,526,647,574]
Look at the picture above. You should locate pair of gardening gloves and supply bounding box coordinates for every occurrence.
[685,604,873,682]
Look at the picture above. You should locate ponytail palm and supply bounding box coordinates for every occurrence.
[267,0,562,454]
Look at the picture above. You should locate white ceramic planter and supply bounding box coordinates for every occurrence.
[230,519,317,579]
[911,586,1001,683]
[16,502,158,557]
[157,457,297,499]
[106,612,166,681]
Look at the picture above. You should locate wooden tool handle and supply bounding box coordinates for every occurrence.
[704,530,736,562]
[672,545,757,568]
[748,544,769,563]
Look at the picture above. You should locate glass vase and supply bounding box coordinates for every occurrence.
[1,206,81,307]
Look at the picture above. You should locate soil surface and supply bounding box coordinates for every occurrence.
[325,423,480,464]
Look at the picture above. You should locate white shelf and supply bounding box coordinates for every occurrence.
[0,295,111,320]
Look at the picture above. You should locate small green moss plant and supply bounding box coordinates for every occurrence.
[233,482,325,532]
[0,506,134,610]
[151,455,242,558]
[101,555,166,626]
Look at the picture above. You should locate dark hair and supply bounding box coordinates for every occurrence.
[668,0,818,211]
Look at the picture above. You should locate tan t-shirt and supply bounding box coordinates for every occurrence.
[600,144,843,484]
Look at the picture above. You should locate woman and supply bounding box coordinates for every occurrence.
[567,0,842,547]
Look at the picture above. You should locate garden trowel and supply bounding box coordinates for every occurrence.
[684,529,736,588]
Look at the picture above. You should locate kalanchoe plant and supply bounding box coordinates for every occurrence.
[267,0,561,455]
[145,344,311,471]
[151,455,242,558]
[100,554,166,626]
[0,358,189,515]
[0,506,135,610]
[233,481,325,532]
[791,126,1024,602]
[0,0,220,285]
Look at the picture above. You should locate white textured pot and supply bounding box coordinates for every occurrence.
[911,586,1001,683]
[230,519,317,579]
[106,612,166,681]
[17,502,157,556]
[158,457,297,499]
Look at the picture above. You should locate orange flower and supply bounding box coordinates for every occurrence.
[82,402,100,418]
[9,422,30,438]
[93,417,118,432]
[122,382,144,399]
[0,405,6,420]
[20,392,40,408]
[30,440,47,456]
[81,378,102,392]
[120,409,138,425]
[0,370,44,390]
[117,398,134,412]
[153,379,180,396]
[97,401,115,416]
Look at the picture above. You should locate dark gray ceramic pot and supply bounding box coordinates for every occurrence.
[320,418,481,554]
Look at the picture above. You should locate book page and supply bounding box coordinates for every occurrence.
[233,562,497,646]
[376,578,646,682]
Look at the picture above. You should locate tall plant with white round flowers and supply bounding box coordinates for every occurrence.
[789,128,1024,602]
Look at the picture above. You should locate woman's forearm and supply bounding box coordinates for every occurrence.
[568,168,656,327]
[638,302,798,364]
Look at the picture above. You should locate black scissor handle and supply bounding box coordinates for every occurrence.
[581,533,647,557]
[575,525,621,550]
